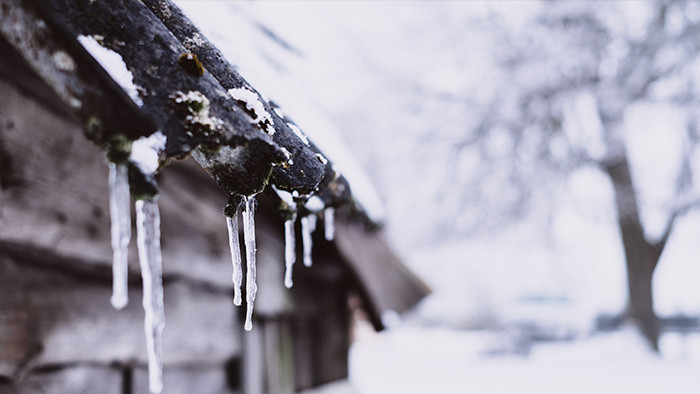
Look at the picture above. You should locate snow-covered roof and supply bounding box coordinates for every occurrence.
[176,0,387,223]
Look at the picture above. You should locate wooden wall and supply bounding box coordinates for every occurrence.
[0,69,354,393]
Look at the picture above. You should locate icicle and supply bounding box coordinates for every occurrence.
[135,199,165,394]
[242,195,258,331]
[109,163,131,310]
[324,207,335,241]
[227,211,243,306]
[284,218,295,288]
[301,215,316,267]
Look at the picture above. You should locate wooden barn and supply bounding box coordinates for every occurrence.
[0,0,429,393]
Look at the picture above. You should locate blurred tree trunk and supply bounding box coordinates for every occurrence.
[603,153,661,352]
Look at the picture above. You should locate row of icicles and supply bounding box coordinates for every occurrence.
[107,163,334,393]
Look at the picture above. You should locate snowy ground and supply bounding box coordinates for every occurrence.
[349,325,700,394]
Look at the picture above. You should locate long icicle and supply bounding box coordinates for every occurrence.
[301,215,316,267]
[226,208,243,306]
[324,207,335,241]
[109,163,131,310]
[136,199,165,394]
[284,217,296,288]
[242,196,257,331]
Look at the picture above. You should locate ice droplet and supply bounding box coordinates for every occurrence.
[109,163,131,310]
[242,196,258,331]
[226,211,243,306]
[324,207,335,241]
[301,215,316,267]
[135,199,165,394]
[284,218,296,288]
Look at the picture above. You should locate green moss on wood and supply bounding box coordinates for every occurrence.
[104,134,133,163]
[178,53,205,77]
[171,90,223,139]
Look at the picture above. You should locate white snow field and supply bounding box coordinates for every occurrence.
[350,325,700,394]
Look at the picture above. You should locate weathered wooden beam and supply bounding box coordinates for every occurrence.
[43,0,293,195]
[0,255,241,379]
[0,37,72,118]
[2,0,291,198]
[267,105,354,208]
[0,76,247,288]
[142,0,327,197]
[0,0,155,158]
[141,0,359,213]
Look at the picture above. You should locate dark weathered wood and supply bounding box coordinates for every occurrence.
[291,318,314,392]
[132,365,234,394]
[261,319,295,394]
[1,0,292,197]
[41,0,291,195]
[140,0,361,212]
[0,77,234,287]
[19,366,123,394]
[268,106,354,210]
[0,37,72,118]
[0,255,241,379]
[143,0,327,196]
[334,217,431,330]
[0,0,155,161]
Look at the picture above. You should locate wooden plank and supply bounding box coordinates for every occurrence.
[262,319,294,394]
[142,0,327,196]
[299,380,355,394]
[0,255,240,379]
[242,325,264,394]
[334,217,430,330]
[0,77,235,287]
[2,0,287,197]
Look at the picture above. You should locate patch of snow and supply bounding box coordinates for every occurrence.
[228,87,275,135]
[77,34,144,107]
[287,123,310,145]
[350,326,700,394]
[130,131,166,175]
[305,195,325,212]
[272,185,296,209]
[52,50,76,72]
[315,153,328,165]
[279,147,292,163]
[172,90,223,134]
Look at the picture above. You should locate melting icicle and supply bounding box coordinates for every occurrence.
[109,163,131,310]
[135,199,165,394]
[242,196,258,331]
[324,207,335,241]
[301,215,317,268]
[227,212,243,306]
[284,218,295,288]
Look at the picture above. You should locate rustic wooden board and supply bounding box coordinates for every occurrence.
[334,217,431,329]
